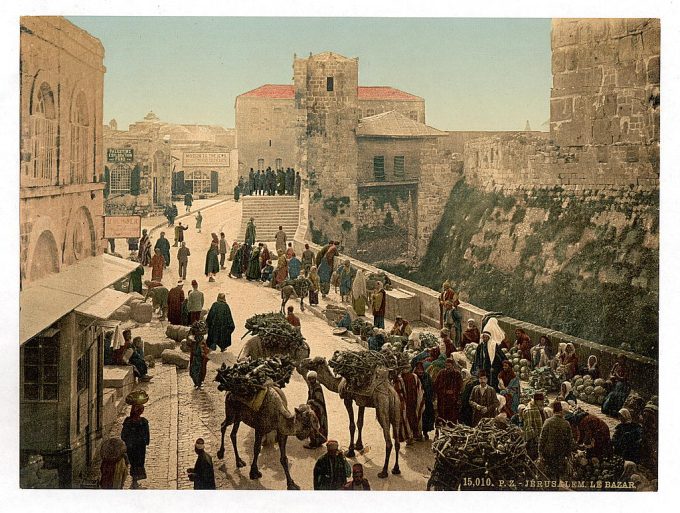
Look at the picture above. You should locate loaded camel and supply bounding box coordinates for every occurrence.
[298,356,402,478]
[238,335,310,363]
[215,384,320,490]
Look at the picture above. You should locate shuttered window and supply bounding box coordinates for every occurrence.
[394,156,405,176]
[373,156,385,181]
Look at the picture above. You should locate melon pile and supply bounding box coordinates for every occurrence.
[503,347,531,381]
[570,374,607,405]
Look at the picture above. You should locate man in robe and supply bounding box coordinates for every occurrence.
[434,358,463,423]
[395,367,424,444]
[154,232,171,267]
[469,370,500,427]
[187,438,216,489]
[288,253,302,280]
[286,242,295,259]
[371,280,386,328]
[461,319,480,350]
[240,242,252,277]
[204,234,220,282]
[351,270,368,316]
[173,222,188,247]
[274,251,289,287]
[304,371,328,449]
[229,243,245,279]
[317,242,337,298]
[184,192,193,212]
[472,330,507,391]
[206,292,235,352]
[568,412,612,460]
[301,243,315,276]
[514,328,533,361]
[246,243,262,281]
[275,226,287,254]
[259,244,271,271]
[177,242,190,281]
[414,362,435,439]
[137,229,152,266]
[286,306,301,328]
[167,281,185,325]
[539,401,574,479]
[390,316,413,338]
[522,392,546,459]
[313,440,351,490]
[129,265,144,294]
[219,233,228,270]
[186,280,205,325]
[338,260,354,302]
[150,248,165,282]
[245,218,256,246]
[439,281,457,329]
[439,329,454,358]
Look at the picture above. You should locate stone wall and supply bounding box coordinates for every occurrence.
[235,96,298,176]
[412,179,658,359]
[20,16,106,284]
[438,130,550,156]
[551,18,659,149]
[295,53,360,251]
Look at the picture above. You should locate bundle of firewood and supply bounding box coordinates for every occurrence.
[243,312,306,351]
[427,419,547,491]
[329,350,391,389]
[214,356,294,397]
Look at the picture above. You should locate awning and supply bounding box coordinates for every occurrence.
[20,254,140,344]
[75,288,131,320]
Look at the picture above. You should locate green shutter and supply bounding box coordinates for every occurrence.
[103,166,110,198]
[210,170,219,193]
[176,171,185,195]
[130,164,141,196]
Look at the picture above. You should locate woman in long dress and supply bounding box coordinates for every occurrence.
[317,243,337,298]
[204,233,220,282]
[350,270,368,316]
[308,266,320,305]
[189,333,210,388]
[246,244,262,281]
[120,404,150,489]
[274,251,288,286]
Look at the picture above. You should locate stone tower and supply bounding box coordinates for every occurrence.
[294,52,360,252]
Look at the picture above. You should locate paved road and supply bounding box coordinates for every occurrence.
[102,197,624,491]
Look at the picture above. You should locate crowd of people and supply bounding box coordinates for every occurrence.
[234,167,302,200]
[104,200,656,490]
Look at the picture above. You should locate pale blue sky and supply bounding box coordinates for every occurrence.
[68,17,552,132]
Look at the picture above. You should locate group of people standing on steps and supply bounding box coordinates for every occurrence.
[234,167,301,199]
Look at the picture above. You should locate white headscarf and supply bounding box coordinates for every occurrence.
[484,317,505,345]
[352,270,367,300]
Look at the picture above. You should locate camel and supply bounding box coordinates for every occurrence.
[298,356,401,479]
[238,335,310,363]
[215,385,320,490]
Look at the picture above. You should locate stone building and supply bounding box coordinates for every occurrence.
[235,78,425,177]
[103,113,237,215]
[236,52,457,261]
[20,16,139,487]
[413,18,660,358]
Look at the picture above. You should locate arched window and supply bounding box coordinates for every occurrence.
[109,163,132,194]
[187,170,211,194]
[29,82,58,184]
[70,91,91,184]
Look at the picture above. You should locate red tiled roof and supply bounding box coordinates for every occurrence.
[358,86,421,101]
[239,84,295,99]
[239,84,421,101]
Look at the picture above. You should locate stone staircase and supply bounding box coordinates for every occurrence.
[236,195,300,243]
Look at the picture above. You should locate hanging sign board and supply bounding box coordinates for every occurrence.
[104,216,142,238]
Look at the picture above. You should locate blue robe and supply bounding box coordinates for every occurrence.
[288,257,301,279]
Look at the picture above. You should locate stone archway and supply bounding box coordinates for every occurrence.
[29,230,60,282]
[63,206,97,266]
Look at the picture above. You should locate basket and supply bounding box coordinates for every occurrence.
[125,389,149,406]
